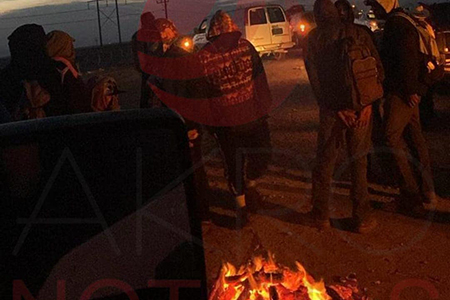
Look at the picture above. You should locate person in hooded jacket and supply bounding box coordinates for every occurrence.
[0,24,67,120]
[131,12,164,108]
[305,0,383,233]
[150,18,213,224]
[335,0,374,37]
[365,0,439,213]
[46,30,92,114]
[196,10,273,229]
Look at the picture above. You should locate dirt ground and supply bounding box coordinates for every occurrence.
[93,54,450,300]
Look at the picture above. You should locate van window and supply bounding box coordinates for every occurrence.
[267,7,285,23]
[250,8,267,25]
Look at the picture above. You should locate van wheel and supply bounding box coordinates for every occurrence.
[273,52,286,60]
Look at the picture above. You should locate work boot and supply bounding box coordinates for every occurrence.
[246,189,262,213]
[397,191,425,216]
[303,210,331,230]
[422,191,438,206]
[355,217,378,234]
[397,202,430,219]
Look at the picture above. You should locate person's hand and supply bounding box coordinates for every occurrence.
[355,105,372,128]
[188,129,199,141]
[188,129,199,148]
[338,109,357,128]
[408,94,421,108]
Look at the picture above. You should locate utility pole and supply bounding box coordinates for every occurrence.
[96,0,103,46]
[88,0,122,46]
[115,0,122,43]
[156,0,169,19]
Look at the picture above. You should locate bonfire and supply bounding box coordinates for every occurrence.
[209,253,370,300]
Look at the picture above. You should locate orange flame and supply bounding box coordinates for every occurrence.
[210,253,331,300]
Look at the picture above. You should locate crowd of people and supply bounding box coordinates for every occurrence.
[0,0,444,234]
[131,0,444,234]
[0,24,120,123]
[306,0,444,232]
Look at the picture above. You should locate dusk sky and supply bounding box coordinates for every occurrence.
[0,0,442,57]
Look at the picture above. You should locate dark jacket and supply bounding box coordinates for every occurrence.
[305,0,383,112]
[381,9,428,97]
[131,23,163,108]
[0,24,69,119]
[54,60,92,114]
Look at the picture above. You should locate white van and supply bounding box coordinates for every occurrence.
[193,4,294,59]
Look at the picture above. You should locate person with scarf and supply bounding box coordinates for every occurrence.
[0,24,66,119]
[365,0,439,213]
[46,30,92,114]
[305,0,383,233]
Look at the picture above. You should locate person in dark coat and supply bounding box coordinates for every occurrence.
[197,11,272,229]
[0,24,69,119]
[366,0,439,212]
[150,18,212,223]
[335,0,389,186]
[46,30,92,113]
[131,12,163,108]
[305,0,383,233]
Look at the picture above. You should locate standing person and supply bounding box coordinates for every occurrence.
[197,10,272,229]
[335,0,388,186]
[150,18,212,224]
[131,12,163,108]
[365,0,439,212]
[412,5,445,129]
[335,0,374,37]
[0,24,67,120]
[46,30,92,114]
[305,0,384,232]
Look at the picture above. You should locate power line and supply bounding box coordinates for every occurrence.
[0,10,158,32]
[156,0,169,19]
[0,3,143,24]
[122,1,147,5]
[0,1,145,22]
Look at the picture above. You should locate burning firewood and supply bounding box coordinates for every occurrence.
[269,286,279,300]
[209,252,371,300]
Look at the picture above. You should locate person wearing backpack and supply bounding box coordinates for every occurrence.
[365,0,440,214]
[46,30,92,114]
[305,0,384,233]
